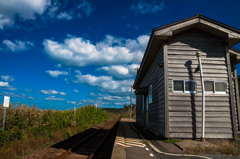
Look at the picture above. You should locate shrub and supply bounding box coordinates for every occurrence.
[0,104,109,147]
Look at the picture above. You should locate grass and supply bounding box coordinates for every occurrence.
[163,138,182,144]
[120,109,136,119]
[185,139,240,156]
[0,103,110,159]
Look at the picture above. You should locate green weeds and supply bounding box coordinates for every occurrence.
[0,103,109,158]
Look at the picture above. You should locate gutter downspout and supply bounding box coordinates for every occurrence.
[196,51,205,142]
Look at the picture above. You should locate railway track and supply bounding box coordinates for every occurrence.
[56,118,119,159]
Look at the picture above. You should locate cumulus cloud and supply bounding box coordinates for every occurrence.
[74,71,133,94]
[73,89,78,93]
[130,0,166,14]
[0,81,16,90]
[0,0,94,29]
[2,40,33,52]
[45,96,65,101]
[0,81,9,87]
[45,70,68,78]
[40,89,66,96]
[97,64,139,79]
[0,0,51,29]
[43,34,149,67]
[1,75,14,82]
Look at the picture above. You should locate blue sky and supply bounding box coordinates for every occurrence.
[0,0,240,110]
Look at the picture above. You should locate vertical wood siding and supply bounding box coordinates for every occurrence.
[232,70,239,129]
[167,29,233,138]
[137,45,165,136]
[136,95,144,125]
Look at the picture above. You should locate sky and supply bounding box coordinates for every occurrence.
[0,0,240,110]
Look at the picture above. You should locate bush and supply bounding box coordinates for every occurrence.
[0,104,109,147]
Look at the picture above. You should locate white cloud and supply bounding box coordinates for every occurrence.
[0,0,51,29]
[41,89,58,94]
[46,0,93,21]
[1,75,14,82]
[67,101,77,105]
[0,0,94,29]
[43,34,149,67]
[45,70,68,78]
[97,93,130,103]
[130,0,166,14]
[57,11,73,20]
[40,89,66,96]
[66,93,131,108]
[0,81,16,90]
[55,63,62,68]
[2,40,33,52]
[97,64,139,79]
[74,71,133,94]
[0,92,32,99]
[45,96,65,101]
[0,81,9,87]
[77,0,93,16]
[73,89,78,93]
[59,92,66,96]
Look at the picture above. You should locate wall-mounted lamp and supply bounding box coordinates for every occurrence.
[196,51,202,57]
[159,63,164,67]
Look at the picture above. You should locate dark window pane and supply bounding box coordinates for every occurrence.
[215,82,225,92]
[174,81,183,91]
[204,81,214,91]
[185,81,196,91]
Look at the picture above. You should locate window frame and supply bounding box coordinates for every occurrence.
[204,80,226,94]
[172,80,196,93]
[148,85,152,104]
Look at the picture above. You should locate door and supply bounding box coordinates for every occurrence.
[144,96,148,128]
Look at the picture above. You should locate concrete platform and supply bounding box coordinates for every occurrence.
[111,118,159,159]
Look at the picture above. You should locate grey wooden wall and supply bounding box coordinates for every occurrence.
[137,45,165,136]
[136,95,144,126]
[167,29,233,138]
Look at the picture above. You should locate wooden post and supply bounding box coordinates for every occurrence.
[233,64,240,130]
[2,107,7,133]
[164,42,169,138]
[225,45,237,140]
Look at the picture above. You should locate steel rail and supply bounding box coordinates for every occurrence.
[56,117,120,159]
[87,117,120,159]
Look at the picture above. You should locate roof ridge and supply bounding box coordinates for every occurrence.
[153,14,240,34]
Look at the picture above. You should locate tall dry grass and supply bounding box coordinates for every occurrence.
[0,103,109,159]
[185,139,240,156]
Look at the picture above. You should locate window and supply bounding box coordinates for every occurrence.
[173,80,196,93]
[148,85,152,104]
[204,81,226,94]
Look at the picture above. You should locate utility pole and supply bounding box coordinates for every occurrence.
[2,96,10,133]
[130,86,133,119]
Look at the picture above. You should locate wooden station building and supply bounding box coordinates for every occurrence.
[133,14,240,139]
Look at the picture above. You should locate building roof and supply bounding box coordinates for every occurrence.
[133,14,240,89]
